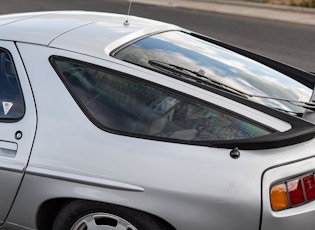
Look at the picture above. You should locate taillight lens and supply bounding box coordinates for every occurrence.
[303,175,315,200]
[271,173,315,211]
[287,179,305,206]
[270,184,288,211]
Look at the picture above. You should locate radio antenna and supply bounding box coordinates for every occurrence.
[124,0,133,26]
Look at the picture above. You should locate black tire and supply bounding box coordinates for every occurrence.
[52,200,173,230]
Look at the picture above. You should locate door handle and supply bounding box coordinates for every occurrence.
[0,141,17,157]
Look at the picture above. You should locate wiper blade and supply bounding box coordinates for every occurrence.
[148,60,248,98]
[148,60,315,113]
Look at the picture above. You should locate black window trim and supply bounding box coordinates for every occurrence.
[50,55,315,150]
[0,47,25,123]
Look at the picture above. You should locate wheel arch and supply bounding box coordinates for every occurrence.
[36,198,176,230]
[36,198,73,230]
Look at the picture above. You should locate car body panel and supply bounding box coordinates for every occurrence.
[0,11,314,230]
[0,12,50,26]
[7,135,315,230]
[4,41,312,230]
[0,11,115,45]
[0,11,174,52]
[0,41,36,223]
[49,16,179,58]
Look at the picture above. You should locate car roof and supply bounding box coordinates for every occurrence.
[0,11,180,58]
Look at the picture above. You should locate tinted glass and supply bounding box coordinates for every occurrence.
[0,50,24,120]
[53,58,272,141]
[114,31,312,115]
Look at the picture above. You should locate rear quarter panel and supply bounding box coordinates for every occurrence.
[7,43,315,230]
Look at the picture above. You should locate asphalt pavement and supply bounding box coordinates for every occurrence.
[132,0,315,26]
[0,0,314,70]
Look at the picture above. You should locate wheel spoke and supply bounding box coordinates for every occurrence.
[70,212,138,230]
[115,223,128,230]
[84,215,99,230]
[116,218,136,230]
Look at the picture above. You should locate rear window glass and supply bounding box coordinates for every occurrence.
[113,31,312,116]
[52,57,272,142]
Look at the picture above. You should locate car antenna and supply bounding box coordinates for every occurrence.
[124,0,133,27]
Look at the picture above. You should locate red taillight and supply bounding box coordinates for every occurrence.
[287,179,305,206]
[271,173,315,211]
[303,175,315,201]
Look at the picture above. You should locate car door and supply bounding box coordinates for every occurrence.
[0,41,36,223]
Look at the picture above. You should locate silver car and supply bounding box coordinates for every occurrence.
[1,11,315,230]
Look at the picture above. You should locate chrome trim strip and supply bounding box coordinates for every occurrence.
[26,167,144,192]
[104,24,181,55]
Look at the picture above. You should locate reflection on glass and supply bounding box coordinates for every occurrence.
[0,50,24,120]
[114,31,312,115]
[53,59,272,141]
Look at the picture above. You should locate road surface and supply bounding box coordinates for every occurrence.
[1,0,314,71]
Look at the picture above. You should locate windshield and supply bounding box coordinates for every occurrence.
[113,31,312,115]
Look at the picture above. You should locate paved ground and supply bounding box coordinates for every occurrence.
[0,0,314,70]
[127,0,315,70]
[132,0,315,26]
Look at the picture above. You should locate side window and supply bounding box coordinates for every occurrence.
[0,49,24,121]
[52,57,272,142]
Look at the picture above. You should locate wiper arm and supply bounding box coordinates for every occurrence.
[148,60,248,98]
[148,60,315,113]
[248,94,315,111]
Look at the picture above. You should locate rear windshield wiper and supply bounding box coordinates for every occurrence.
[248,94,315,113]
[148,60,315,113]
[148,60,248,98]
